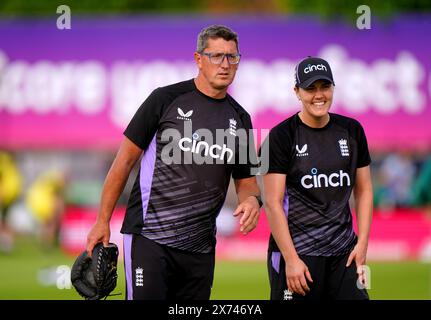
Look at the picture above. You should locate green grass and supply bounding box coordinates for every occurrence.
[0,236,430,300]
[212,260,431,300]
[367,262,431,300]
[212,261,270,299]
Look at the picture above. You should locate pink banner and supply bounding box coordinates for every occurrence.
[1,17,431,151]
[60,206,431,262]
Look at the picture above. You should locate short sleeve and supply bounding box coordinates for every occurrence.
[260,125,292,175]
[355,122,371,168]
[232,113,258,180]
[123,88,164,150]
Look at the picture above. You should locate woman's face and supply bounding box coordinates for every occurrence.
[295,80,334,120]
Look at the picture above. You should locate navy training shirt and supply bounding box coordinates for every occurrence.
[121,79,256,253]
[262,112,371,256]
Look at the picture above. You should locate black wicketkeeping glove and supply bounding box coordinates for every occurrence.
[71,242,119,300]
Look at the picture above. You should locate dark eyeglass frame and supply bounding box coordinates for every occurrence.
[199,52,242,65]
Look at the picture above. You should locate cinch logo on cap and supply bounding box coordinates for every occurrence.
[295,56,335,88]
[304,64,327,74]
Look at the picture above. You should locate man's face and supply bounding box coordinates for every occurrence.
[195,38,239,90]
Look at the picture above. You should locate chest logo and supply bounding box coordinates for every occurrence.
[301,168,351,189]
[295,144,308,157]
[338,139,350,157]
[177,108,193,121]
[135,267,143,287]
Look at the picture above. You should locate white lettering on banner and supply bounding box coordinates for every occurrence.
[0,61,28,114]
[319,45,425,115]
[0,58,106,115]
[0,45,428,124]
[74,62,106,114]
[232,59,298,115]
[109,61,195,128]
[396,52,426,114]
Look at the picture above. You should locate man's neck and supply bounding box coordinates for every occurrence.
[194,76,227,99]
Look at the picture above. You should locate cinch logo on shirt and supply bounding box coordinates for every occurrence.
[300,168,351,189]
[178,136,234,162]
[304,64,327,74]
[177,108,193,121]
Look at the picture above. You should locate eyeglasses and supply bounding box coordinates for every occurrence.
[199,52,241,65]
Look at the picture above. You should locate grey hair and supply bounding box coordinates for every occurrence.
[196,25,239,53]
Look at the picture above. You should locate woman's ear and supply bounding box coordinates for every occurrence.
[294,86,300,100]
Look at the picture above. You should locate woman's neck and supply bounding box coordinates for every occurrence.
[298,111,330,128]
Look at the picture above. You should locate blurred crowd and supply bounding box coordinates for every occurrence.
[0,151,66,253]
[1,149,430,253]
[372,152,431,213]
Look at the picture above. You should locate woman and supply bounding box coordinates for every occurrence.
[262,56,373,300]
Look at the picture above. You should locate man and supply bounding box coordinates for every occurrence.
[0,151,22,253]
[262,56,373,300]
[26,170,65,248]
[86,25,262,300]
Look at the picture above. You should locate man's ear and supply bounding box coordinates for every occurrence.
[194,52,202,69]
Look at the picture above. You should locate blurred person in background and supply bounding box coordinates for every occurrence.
[26,169,66,249]
[262,57,373,300]
[86,25,261,300]
[376,151,416,211]
[409,155,431,216]
[0,151,22,253]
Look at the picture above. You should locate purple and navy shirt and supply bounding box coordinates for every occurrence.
[263,112,371,256]
[121,79,256,253]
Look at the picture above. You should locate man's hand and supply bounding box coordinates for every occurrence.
[86,221,111,257]
[285,256,313,296]
[233,196,261,235]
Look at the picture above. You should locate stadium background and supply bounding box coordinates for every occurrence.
[0,0,430,300]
